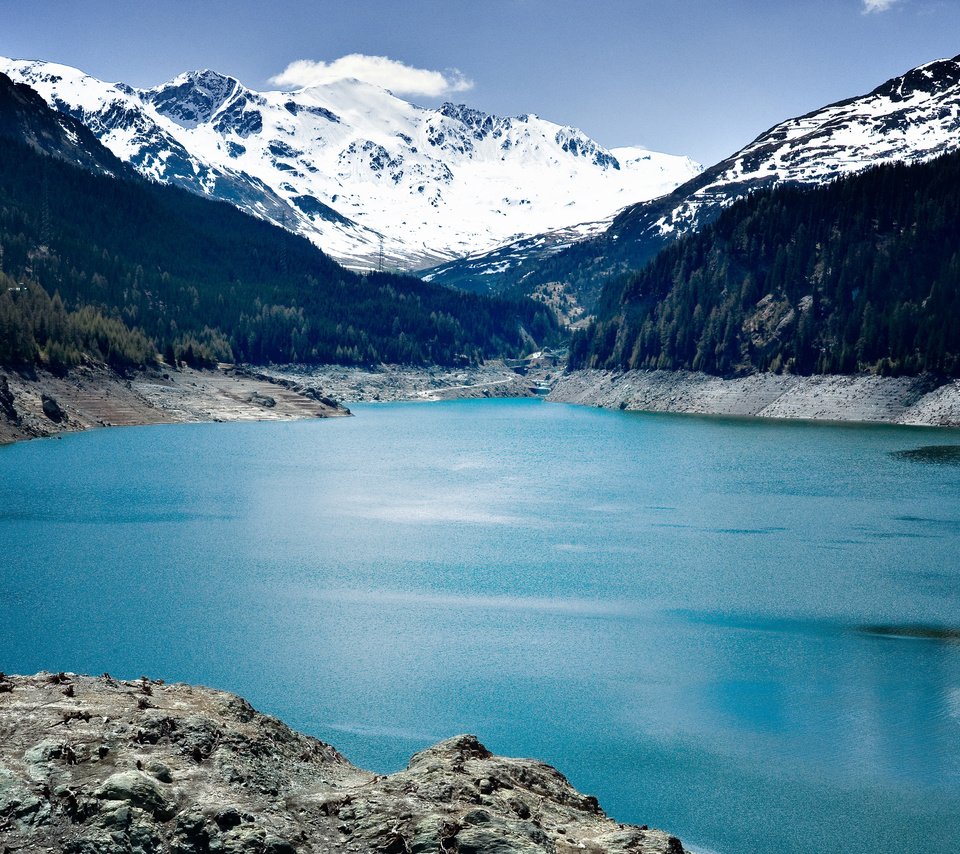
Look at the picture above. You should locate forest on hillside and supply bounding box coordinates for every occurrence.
[0,133,558,370]
[569,152,960,377]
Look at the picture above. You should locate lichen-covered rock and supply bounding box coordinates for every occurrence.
[0,672,685,853]
[96,770,176,820]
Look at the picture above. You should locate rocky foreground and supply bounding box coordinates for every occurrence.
[0,673,683,854]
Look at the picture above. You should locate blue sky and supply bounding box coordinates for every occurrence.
[2,0,958,165]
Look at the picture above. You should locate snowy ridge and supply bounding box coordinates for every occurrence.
[427,54,960,297]
[0,57,700,271]
[422,216,614,290]
[649,53,960,237]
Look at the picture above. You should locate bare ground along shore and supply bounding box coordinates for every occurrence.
[258,362,554,404]
[0,362,555,446]
[548,369,960,427]
[3,361,959,446]
[0,364,350,446]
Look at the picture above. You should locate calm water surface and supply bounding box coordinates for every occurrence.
[2,399,959,854]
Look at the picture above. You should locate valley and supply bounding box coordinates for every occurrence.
[2,12,960,854]
[0,58,700,271]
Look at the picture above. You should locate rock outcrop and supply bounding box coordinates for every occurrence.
[40,393,66,423]
[0,673,683,854]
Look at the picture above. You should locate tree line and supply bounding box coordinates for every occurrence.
[0,132,558,369]
[570,152,960,377]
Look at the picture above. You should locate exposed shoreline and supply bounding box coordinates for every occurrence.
[0,361,552,446]
[547,369,960,428]
[0,364,351,446]
[259,362,549,404]
[4,361,960,447]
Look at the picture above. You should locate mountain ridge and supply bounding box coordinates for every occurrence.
[570,151,960,379]
[426,53,960,305]
[0,70,559,370]
[0,57,700,271]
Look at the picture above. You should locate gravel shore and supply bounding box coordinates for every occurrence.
[259,362,550,404]
[0,364,349,445]
[5,361,958,446]
[548,369,960,427]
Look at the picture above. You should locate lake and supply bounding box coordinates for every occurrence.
[2,398,959,854]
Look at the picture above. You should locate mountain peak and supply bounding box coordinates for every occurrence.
[143,68,239,128]
[0,56,700,271]
[866,55,960,103]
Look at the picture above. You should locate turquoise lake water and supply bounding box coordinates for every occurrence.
[2,398,959,854]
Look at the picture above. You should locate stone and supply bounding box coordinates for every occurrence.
[0,766,48,825]
[214,807,243,830]
[0,375,18,421]
[41,393,66,422]
[146,760,173,783]
[95,771,175,821]
[23,739,65,764]
[246,391,276,408]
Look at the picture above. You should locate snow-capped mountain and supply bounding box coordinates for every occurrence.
[0,57,700,271]
[638,52,960,239]
[426,54,960,301]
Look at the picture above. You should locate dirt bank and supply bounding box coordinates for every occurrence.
[0,364,349,445]
[260,362,554,403]
[548,369,960,427]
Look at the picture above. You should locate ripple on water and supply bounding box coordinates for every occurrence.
[858,624,960,643]
[890,445,960,465]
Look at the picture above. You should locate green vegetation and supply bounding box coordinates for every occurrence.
[0,276,154,370]
[570,153,960,377]
[0,132,558,369]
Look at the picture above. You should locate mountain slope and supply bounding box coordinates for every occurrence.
[569,151,960,378]
[0,70,124,175]
[0,72,558,369]
[434,54,960,306]
[0,57,700,271]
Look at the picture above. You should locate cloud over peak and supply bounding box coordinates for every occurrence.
[862,0,900,13]
[269,54,473,97]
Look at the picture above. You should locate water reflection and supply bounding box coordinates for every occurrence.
[891,444,960,465]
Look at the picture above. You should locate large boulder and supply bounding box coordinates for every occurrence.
[0,673,685,854]
[96,770,176,821]
[0,375,18,421]
[41,392,66,422]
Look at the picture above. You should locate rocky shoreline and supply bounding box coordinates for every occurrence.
[0,672,684,854]
[548,369,960,427]
[258,362,551,404]
[0,361,557,446]
[0,364,353,446]
[4,360,959,447]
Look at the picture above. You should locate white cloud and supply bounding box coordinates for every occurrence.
[862,0,900,12]
[269,54,473,97]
